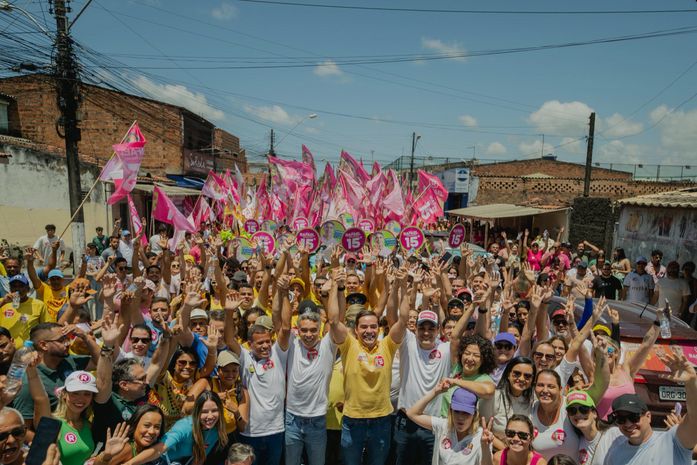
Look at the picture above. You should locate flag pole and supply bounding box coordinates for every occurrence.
[59,120,138,240]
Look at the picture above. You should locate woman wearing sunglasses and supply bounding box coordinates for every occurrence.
[490,357,536,450]
[565,391,622,465]
[482,414,547,465]
[407,381,487,464]
[594,323,659,420]
[154,347,210,426]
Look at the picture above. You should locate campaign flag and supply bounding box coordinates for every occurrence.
[417,169,448,202]
[382,170,405,223]
[153,186,196,232]
[126,194,148,246]
[100,123,147,205]
[340,150,370,184]
[189,196,214,229]
[201,170,228,201]
[412,186,444,225]
[234,164,247,208]
[301,145,317,178]
[322,162,337,191]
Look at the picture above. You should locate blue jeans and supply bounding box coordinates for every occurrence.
[240,432,284,465]
[341,415,392,465]
[393,412,434,465]
[285,412,327,465]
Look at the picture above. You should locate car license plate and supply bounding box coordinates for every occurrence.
[659,385,686,401]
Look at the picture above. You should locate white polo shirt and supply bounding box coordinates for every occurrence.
[286,333,337,418]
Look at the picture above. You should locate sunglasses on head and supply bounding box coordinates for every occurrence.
[0,426,26,441]
[504,429,530,440]
[130,337,150,344]
[567,405,592,416]
[533,352,556,361]
[607,346,616,354]
[610,411,642,425]
[495,342,514,351]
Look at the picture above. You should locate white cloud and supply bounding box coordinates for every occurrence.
[485,142,507,155]
[559,136,585,155]
[243,104,300,126]
[421,38,467,61]
[596,140,645,164]
[528,100,593,136]
[649,104,697,155]
[132,76,224,121]
[458,115,478,127]
[212,2,237,20]
[601,113,643,138]
[518,140,555,159]
[314,60,344,77]
[304,126,319,134]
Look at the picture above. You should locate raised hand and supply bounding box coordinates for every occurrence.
[658,350,697,385]
[103,422,130,457]
[204,325,221,349]
[480,417,495,446]
[607,306,620,325]
[69,289,93,308]
[101,314,123,348]
[434,378,451,394]
[277,274,291,291]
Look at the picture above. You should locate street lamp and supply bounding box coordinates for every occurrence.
[0,1,53,38]
[275,113,318,148]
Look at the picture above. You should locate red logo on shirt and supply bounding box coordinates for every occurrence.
[533,428,539,439]
[3,309,14,318]
[64,432,77,444]
[429,349,442,360]
[579,449,589,464]
[552,429,566,444]
[441,438,452,449]
[262,359,275,370]
[461,444,473,455]
[374,355,385,367]
[307,348,319,360]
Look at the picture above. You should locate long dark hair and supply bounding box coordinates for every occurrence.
[191,391,228,465]
[127,404,165,444]
[614,248,626,261]
[457,334,496,375]
[497,356,536,416]
[167,346,199,376]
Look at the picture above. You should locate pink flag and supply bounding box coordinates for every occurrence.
[301,145,317,178]
[126,194,148,246]
[101,124,147,205]
[417,169,448,202]
[234,164,246,208]
[340,150,370,184]
[323,162,336,190]
[382,170,405,223]
[201,170,228,201]
[189,196,214,229]
[153,186,196,232]
[412,187,444,225]
[371,161,381,177]
[338,169,366,208]
[255,176,271,221]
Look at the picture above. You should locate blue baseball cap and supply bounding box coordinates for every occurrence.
[494,332,517,347]
[451,388,478,414]
[9,275,29,286]
[47,269,64,279]
[636,256,648,264]
[121,229,131,236]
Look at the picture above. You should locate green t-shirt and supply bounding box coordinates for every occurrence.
[57,419,95,465]
[440,364,493,417]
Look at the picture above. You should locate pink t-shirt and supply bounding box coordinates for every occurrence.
[527,249,544,271]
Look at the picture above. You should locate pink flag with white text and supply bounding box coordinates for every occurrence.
[417,169,448,202]
[412,186,444,225]
[340,150,370,184]
[153,186,196,232]
[201,170,228,201]
[101,123,147,205]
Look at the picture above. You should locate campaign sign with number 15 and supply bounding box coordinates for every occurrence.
[342,228,366,252]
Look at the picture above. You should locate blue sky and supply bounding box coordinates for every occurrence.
[8,0,697,176]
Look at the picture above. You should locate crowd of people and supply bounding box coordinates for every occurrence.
[0,217,695,465]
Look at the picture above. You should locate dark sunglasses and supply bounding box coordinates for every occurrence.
[495,342,514,351]
[553,319,568,326]
[567,405,592,416]
[533,352,556,361]
[0,426,26,441]
[176,360,197,367]
[504,429,530,440]
[610,412,642,425]
[511,370,533,381]
[130,337,150,344]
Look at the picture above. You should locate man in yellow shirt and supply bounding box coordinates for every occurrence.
[26,251,68,321]
[328,267,409,465]
[0,275,49,347]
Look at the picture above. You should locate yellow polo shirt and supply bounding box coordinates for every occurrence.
[339,333,399,419]
[0,298,50,348]
[37,283,69,320]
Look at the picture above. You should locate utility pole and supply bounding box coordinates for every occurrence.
[583,112,595,197]
[268,129,276,156]
[53,0,85,272]
[409,132,417,189]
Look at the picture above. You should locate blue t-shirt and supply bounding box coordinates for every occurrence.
[162,416,220,462]
[602,426,692,465]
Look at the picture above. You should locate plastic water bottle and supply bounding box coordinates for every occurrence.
[11,293,20,309]
[4,341,35,396]
[657,300,672,339]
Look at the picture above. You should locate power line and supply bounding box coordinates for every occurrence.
[236,0,697,16]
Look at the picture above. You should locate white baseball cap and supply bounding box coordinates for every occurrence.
[60,370,98,393]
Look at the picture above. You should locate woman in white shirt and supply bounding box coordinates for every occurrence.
[407,381,487,465]
[490,356,536,450]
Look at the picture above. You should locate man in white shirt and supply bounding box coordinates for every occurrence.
[654,261,690,318]
[622,257,654,304]
[602,350,697,464]
[33,224,65,265]
[284,295,339,465]
[119,230,135,264]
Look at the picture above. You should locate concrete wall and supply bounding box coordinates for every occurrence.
[569,197,618,253]
[0,144,109,252]
[472,158,632,180]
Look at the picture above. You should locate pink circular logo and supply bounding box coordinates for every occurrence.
[341,228,366,252]
[357,219,375,234]
[251,232,276,255]
[399,226,425,252]
[244,219,259,234]
[78,373,91,382]
[64,432,77,444]
[374,355,384,367]
[429,350,442,360]
[296,228,320,253]
[448,224,466,248]
[442,438,452,449]
[292,217,309,231]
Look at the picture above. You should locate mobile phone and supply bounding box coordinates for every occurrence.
[675,402,683,416]
[439,251,453,265]
[25,416,62,465]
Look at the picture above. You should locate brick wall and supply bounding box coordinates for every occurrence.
[0,75,188,176]
[472,158,632,180]
[475,175,694,206]
[213,127,248,172]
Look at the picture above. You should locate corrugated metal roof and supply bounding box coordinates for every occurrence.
[447,203,569,219]
[617,187,697,208]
